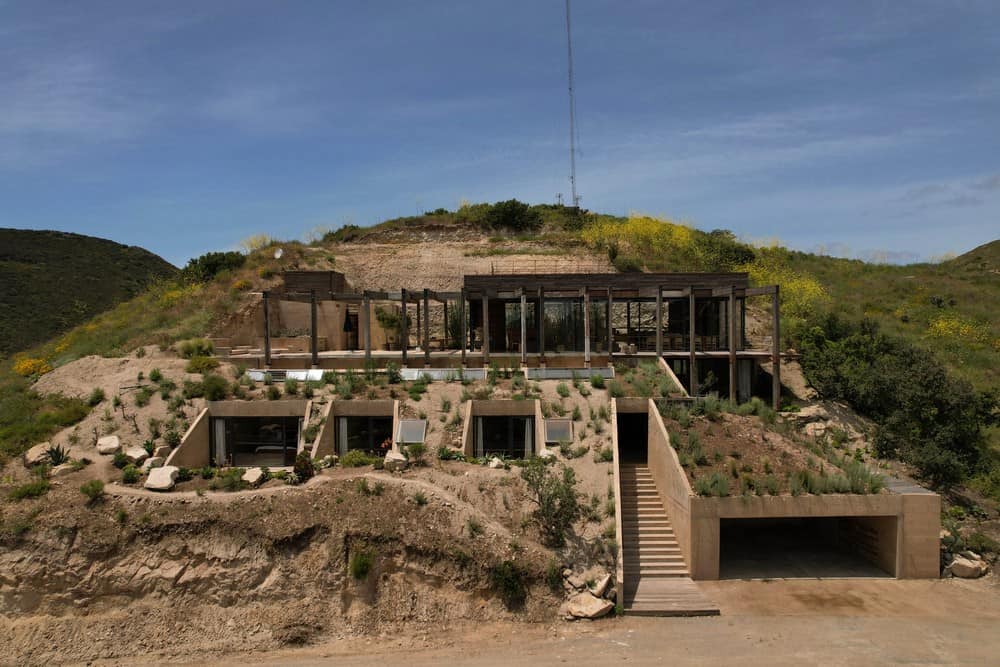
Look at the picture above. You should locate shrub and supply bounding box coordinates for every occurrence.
[80,479,105,502]
[87,388,106,407]
[350,550,374,579]
[134,387,153,407]
[210,468,247,491]
[46,443,70,466]
[149,368,163,383]
[481,199,542,232]
[164,429,182,448]
[293,451,315,482]
[176,338,214,359]
[176,467,193,482]
[466,517,484,537]
[112,451,128,469]
[284,378,299,395]
[520,458,581,547]
[198,466,216,479]
[437,445,464,461]
[594,447,613,463]
[693,472,730,497]
[607,381,625,398]
[590,374,606,389]
[182,380,204,399]
[555,383,570,398]
[180,250,246,283]
[341,450,379,467]
[121,465,140,484]
[202,374,229,401]
[8,479,50,500]
[413,491,428,506]
[545,560,563,593]
[385,362,402,384]
[266,385,281,400]
[406,443,427,466]
[13,357,53,377]
[185,356,219,374]
[489,560,528,609]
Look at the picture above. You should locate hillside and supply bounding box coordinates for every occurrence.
[0,229,178,359]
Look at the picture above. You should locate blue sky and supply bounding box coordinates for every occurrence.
[1,1,998,267]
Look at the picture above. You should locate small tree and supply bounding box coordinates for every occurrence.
[520,458,581,547]
[294,451,315,482]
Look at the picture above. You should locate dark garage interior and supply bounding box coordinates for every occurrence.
[719,517,897,579]
[616,412,648,464]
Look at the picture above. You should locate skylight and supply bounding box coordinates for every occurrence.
[545,418,573,443]
[396,419,427,444]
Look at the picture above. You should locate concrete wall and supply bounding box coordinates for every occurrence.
[644,398,696,574]
[309,401,333,458]
[165,407,211,469]
[610,399,625,598]
[227,298,390,351]
[311,399,397,458]
[205,400,309,418]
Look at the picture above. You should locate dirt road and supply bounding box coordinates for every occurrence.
[126,578,999,666]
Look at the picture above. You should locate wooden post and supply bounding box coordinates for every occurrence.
[443,300,449,350]
[262,290,271,367]
[310,290,319,368]
[482,294,490,366]
[400,288,408,367]
[520,289,527,366]
[537,286,545,361]
[688,288,698,397]
[362,292,372,367]
[772,285,781,411]
[423,288,431,367]
[728,287,737,403]
[655,286,663,357]
[606,287,613,363]
[583,287,591,367]
[460,288,467,366]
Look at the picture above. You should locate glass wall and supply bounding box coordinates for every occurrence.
[474,415,535,458]
[210,416,301,467]
[336,416,393,456]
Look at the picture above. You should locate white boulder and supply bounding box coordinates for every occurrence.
[145,466,179,492]
[588,573,613,598]
[950,554,988,579]
[23,442,51,467]
[140,457,165,472]
[384,450,408,472]
[50,463,77,478]
[488,457,505,469]
[242,467,266,486]
[96,436,121,455]
[123,447,149,465]
[565,592,614,619]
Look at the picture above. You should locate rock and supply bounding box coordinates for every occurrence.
[606,587,617,604]
[793,405,829,423]
[567,574,587,590]
[242,467,265,486]
[153,446,172,459]
[588,574,613,598]
[123,447,149,465]
[950,554,988,579]
[96,436,121,455]
[145,466,178,492]
[384,450,408,472]
[50,463,77,478]
[140,457,165,472]
[488,457,505,469]
[565,592,614,619]
[803,422,827,438]
[23,442,51,467]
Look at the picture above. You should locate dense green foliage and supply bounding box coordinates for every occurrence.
[0,229,177,358]
[520,458,581,547]
[489,560,528,609]
[179,251,246,283]
[800,315,995,487]
[0,378,89,462]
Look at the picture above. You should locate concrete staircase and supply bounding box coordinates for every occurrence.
[619,463,719,616]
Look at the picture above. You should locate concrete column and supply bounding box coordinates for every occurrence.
[583,287,591,367]
[460,288,467,366]
[263,291,271,367]
[772,285,781,411]
[537,286,545,361]
[728,287,737,403]
[443,301,449,350]
[423,288,431,367]
[482,294,490,366]
[310,289,318,368]
[655,286,663,357]
[400,288,408,367]
[688,288,698,397]
[362,292,372,366]
[520,290,527,366]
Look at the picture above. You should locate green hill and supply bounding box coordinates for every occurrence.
[0,229,178,358]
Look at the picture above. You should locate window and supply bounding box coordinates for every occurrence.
[211,416,300,467]
[474,415,534,458]
[545,418,573,444]
[336,416,393,456]
[396,419,427,445]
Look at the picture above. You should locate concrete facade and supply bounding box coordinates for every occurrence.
[311,399,399,458]
[461,399,540,457]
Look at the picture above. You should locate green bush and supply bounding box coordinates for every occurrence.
[202,374,229,401]
[520,458,581,547]
[489,560,529,609]
[406,443,427,466]
[149,368,163,383]
[80,479,105,502]
[293,451,315,482]
[180,251,245,283]
[185,356,219,374]
[341,449,379,467]
[164,429,181,448]
[413,490,428,506]
[350,550,374,579]
[87,387,106,407]
[176,338,214,359]
[284,378,299,395]
[121,464,140,484]
[479,199,542,232]
[607,381,625,398]
[693,472,730,497]
[46,443,70,466]
[8,479,51,500]
[266,385,281,400]
[210,468,247,491]
[590,374,606,389]
[555,382,570,398]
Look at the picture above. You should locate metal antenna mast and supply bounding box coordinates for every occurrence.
[565,0,580,208]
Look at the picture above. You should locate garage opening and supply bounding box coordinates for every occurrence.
[617,412,647,464]
[720,517,897,579]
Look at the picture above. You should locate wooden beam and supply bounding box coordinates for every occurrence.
[362,292,372,366]
[728,286,737,403]
[263,290,271,367]
[655,285,663,357]
[443,300,449,350]
[460,288,467,366]
[772,285,781,411]
[607,287,613,363]
[583,287,591,366]
[746,285,778,297]
[482,295,490,366]
[400,288,408,367]
[310,290,318,368]
[689,288,698,397]
[537,286,545,360]
[520,289,527,366]
[423,288,431,366]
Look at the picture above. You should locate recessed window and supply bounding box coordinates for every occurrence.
[396,419,427,444]
[545,418,573,443]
